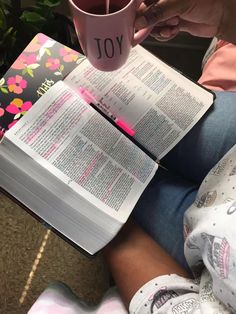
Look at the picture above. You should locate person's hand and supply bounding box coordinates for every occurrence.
[135,0,226,41]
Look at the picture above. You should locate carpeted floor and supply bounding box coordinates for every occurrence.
[0,192,109,314]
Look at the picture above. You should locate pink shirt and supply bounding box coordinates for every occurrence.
[199,40,236,91]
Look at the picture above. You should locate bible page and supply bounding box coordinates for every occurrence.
[4,81,157,222]
[65,45,214,159]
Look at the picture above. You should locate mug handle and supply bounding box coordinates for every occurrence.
[132,26,153,47]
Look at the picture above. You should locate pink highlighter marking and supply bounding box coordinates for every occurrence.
[77,87,93,105]
[115,119,135,136]
[77,87,135,137]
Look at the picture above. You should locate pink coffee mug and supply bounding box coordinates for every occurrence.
[68,0,152,71]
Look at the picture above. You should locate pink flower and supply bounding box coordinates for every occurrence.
[37,33,49,45]
[12,53,37,70]
[59,47,79,62]
[25,33,49,53]
[6,98,32,115]
[7,75,27,94]
[45,58,60,70]
[0,107,4,117]
[0,127,5,138]
[8,120,18,129]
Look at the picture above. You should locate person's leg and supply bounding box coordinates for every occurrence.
[162,91,236,183]
[134,43,236,269]
[163,41,236,183]
[133,168,198,271]
[134,91,236,268]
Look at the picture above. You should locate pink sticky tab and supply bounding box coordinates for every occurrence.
[116,120,135,137]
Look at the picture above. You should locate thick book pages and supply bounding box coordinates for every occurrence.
[0,81,157,254]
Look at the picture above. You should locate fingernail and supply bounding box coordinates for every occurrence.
[160,27,179,38]
[167,17,180,26]
[135,16,148,29]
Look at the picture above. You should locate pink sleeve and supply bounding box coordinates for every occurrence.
[198,40,236,92]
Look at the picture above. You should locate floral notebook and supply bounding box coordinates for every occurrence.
[0,33,84,138]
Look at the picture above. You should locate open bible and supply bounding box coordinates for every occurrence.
[0,42,214,255]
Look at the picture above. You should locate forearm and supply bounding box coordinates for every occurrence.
[217,0,236,44]
[103,220,189,308]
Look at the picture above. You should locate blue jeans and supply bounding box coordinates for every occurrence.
[133,91,236,270]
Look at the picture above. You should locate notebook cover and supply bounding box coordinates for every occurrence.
[0,33,85,138]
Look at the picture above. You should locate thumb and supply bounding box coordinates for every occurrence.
[136,0,190,29]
